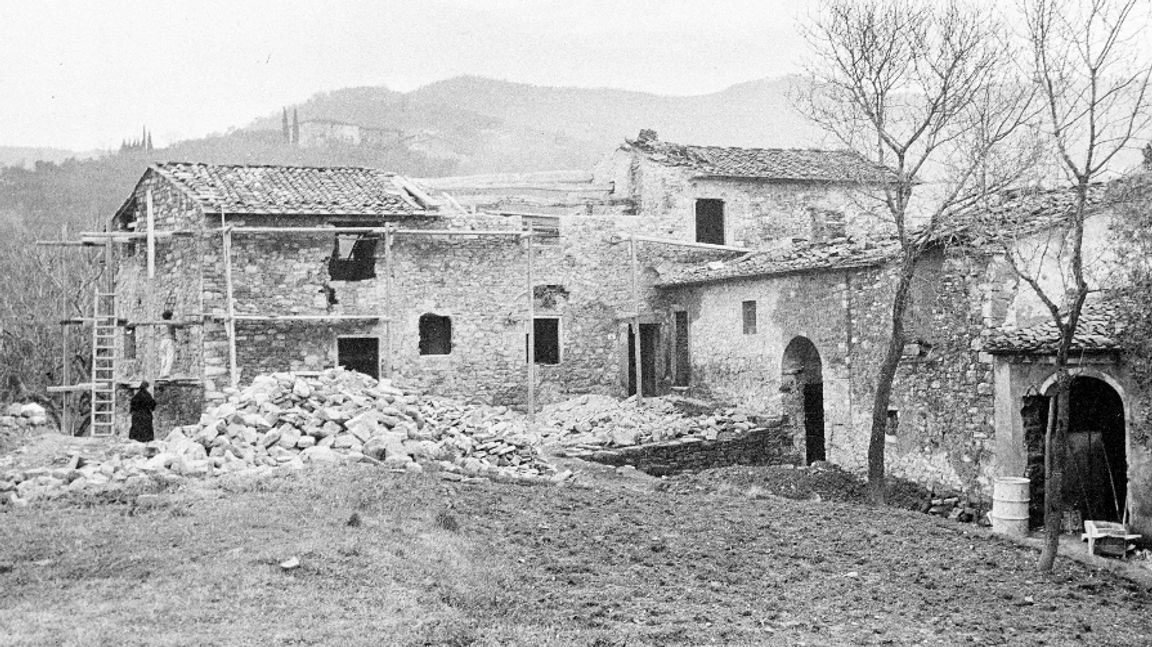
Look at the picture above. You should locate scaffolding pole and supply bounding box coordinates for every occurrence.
[630,235,643,401]
[59,223,69,435]
[221,215,239,389]
[526,230,536,422]
[384,225,395,379]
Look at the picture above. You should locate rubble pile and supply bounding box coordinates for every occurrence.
[0,402,54,452]
[1,369,569,507]
[541,394,762,449]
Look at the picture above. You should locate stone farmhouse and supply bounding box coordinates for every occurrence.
[94,131,1150,537]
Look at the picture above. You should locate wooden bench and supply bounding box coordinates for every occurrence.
[1081,520,1141,558]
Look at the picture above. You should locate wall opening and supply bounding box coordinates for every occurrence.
[418,314,452,355]
[533,317,561,365]
[695,199,725,245]
[742,300,757,335]
[673,311,690,387]
[628,323,659,396]
[337,337,379,379]
[328,233,378,281]
[782,336,824,464]
[123,326,137,360]
[1026,376,1128,525]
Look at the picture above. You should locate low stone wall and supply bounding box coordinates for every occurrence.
[570,420,798,476]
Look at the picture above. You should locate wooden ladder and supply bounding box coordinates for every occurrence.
[89,290,117,437]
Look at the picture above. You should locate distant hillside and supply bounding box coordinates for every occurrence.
[0,74,826,233]
[405,75,829,153]
[0,146,97,170]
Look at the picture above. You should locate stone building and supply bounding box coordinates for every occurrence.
[98,131,1150,536]
[656,181,1151,536]
[106,134,887,437]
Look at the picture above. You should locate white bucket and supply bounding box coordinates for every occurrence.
[990,476,1030,538]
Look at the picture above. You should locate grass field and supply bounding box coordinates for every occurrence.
[2,463,1150,646]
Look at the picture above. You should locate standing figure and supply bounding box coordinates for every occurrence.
[129,381,156,442]
[158,311,176,378]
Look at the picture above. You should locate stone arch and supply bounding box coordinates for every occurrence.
[1025,370,1128,524]
[782,336,824,464]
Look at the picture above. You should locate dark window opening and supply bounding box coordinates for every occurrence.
[419,314,452,355]
[532,317,560,365]
[695,199,725,245]
[338,337,379,379]
[674,311,690,387]
[328,234,378,281]
[742,300,757,335]
[123,327,137,360]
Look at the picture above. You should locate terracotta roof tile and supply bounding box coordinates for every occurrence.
[626,134,895,183]
[658,237,899,287]
[984,303,1121,354]
[934,183,1108,242]
[152,162,434,216]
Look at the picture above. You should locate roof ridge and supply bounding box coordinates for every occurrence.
[155,161,397,174]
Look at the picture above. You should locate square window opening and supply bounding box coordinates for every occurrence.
[338,336,379,379]
[329,234,378,281]
[695,198,725,245]
[419,314,452,355]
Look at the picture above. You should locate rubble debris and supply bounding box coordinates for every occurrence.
[1,368,568,507]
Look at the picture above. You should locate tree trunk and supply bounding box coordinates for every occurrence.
[868,254,917,504]
[1037,368,1071,570]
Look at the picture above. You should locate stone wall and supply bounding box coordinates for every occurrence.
[575,420,798,476]
[597,148,890,247]
[660,245,1000,497]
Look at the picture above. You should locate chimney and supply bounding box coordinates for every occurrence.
[636,129,658,144]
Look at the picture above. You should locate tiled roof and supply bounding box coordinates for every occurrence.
[625,133,895,183]
[152,162,435,216]
[658,237,899,287]
[933,183,1108,242]
[984,303,1121,354]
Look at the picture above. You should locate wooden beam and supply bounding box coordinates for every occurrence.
[384,226,395,379]
[232,314,386,322]
[630,235,643,402]
[222,221,239,389]
[146,188,155,278]
[631,235,751,253]
[218,226,529,237]
[526,232,536,423]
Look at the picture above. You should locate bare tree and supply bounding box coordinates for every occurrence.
[1016,0,1150,571]
[801,0,1037,502]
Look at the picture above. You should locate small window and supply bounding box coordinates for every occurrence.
[742,300,757,335]
[328,234,378,281]
[338,337,379,379]
[419,314,452,355]
[695,199,725,245]
[123,326,137,360]
[810,208,847,241]
[532,317,560,365]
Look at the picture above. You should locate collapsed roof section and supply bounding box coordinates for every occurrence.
[658,236,899,287]
[150,162,439,217]
[624,130,896,184]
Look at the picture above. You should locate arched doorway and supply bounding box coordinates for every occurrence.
[1022,375,1127,525]
[782,336,824,464]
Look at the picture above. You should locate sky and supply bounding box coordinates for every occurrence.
[0,0,816,151]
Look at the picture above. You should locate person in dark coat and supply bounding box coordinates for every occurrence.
[129,381,156,442]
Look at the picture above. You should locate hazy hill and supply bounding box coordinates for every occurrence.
[0,74,824,233]
[0,146,97,169]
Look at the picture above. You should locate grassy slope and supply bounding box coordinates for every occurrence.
[2,465,1150,646]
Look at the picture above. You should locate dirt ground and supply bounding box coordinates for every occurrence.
[2,461,1151,646]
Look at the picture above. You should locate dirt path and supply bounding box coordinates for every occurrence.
[1,464,1149,646]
